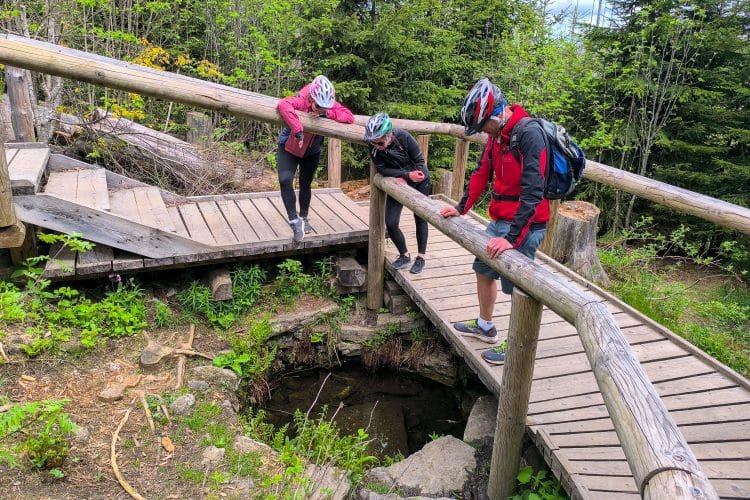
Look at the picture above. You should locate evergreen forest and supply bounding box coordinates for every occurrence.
[1,0,749,271]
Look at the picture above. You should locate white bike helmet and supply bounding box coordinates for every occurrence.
[310,75,335,108]
[364,112,393,142]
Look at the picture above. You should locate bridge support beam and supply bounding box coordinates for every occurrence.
[366,162,386,310]
[487,289,543,500]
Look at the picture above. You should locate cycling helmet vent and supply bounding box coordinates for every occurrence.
[310,75,335,108]
[364,112,393,142]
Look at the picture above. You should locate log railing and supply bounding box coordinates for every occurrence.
[0,34,735,498]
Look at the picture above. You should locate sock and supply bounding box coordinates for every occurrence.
[478,318,494,330]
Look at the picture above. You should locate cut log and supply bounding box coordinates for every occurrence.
[336,256,366,287]
[206,267,233,301]
[384,290,415,315]
[432,169,453,198]
[545,201,610,287]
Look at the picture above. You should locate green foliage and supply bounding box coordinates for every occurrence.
[0,400,77,471]
[511,465,567,500]
[212,316,276,379]
[273,258,335,305]
[152,298,176,328]
[184,402,223,431]
[177,265,266,329]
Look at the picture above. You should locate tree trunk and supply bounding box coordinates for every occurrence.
[545,201,610,287]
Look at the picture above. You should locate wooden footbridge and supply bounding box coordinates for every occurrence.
[2,34,750,500]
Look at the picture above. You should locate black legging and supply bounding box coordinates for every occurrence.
[385,179,430,255]
[277,148,321,221]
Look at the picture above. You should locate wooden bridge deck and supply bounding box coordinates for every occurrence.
[389,208,750,500]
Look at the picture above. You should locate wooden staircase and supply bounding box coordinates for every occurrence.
[6,144,369,278]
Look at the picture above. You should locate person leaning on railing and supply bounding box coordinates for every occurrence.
[276,75,354,243]
[365,112,431,275]
[440,78,549,364]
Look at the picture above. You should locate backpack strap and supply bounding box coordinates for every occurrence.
[508,117,536,163]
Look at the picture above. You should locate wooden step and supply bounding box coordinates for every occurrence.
[6,143,50,195]
[109,186,176,233]
[45,168,110,211]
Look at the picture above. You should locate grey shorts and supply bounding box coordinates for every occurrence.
[472,219,546,294]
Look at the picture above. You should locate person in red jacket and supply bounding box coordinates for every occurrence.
[440,78,549,364]
[277,75,354,242]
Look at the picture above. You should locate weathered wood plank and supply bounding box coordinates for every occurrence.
[111,249,144,271]
[166,205,190,238]
[132,187,175,232]
[75,243,113,275]
[42,242,76,277]
[252,197,292,243]
[326,191,369,228]
[44,170,79,201]
[197,200,237,245]
[559,441,750,461]
[76,168,109,211]
[109,189,140,221]
[309,194,352,233]
[216,199,258,243]
[7,146,49,194]
[14,194,213,258]
[235,198,278,241]
[177,202,215,244]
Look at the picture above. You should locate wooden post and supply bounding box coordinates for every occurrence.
[366,161,386,310]
[0,141,26,248]
[185,111,212,146]
[537,199,560,255]
[417,134,429,165]
[487,289,543,500]
[327,138,341,189]
[433,169,454,197]
[452,138,469,200]
[544,201,610,287]
[5,66,36,142]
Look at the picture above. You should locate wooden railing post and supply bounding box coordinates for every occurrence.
[487,289,543,500]
[327,138,341,189]
[366,161,386,310]
[0,141,26,249]
[5,66,36,142]
[417,134,429,165]
[452,138,469,200]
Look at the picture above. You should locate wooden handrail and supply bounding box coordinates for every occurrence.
[1,34,748,236]
[371,174,718,499]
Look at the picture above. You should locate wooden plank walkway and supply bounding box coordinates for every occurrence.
[5,142,49,194]
[388,206,750,500]
[42,189,369,278]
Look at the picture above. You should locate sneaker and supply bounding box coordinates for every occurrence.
[290,218,304,243]
[410,256,425,274]
[453,319,498,343]
[481,340,508,365]
[302,216,313,234]
[392,254,411,270]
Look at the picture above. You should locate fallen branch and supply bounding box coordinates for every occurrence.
[154,394,171,423]
[175,323,195,390]
[0,342,8,363]
[137,391,155,435]
[111,404,146,500]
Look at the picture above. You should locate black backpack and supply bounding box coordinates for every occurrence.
[510,117,586,200]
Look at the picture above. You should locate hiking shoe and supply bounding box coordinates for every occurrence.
[302,216,313,234]
[392,254,411,270]
[454,319,498,343]
[481,340,508,365]
[410,256,425,274]
[290,218,304,243]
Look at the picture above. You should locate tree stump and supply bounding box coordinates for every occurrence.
[545,201,611,288]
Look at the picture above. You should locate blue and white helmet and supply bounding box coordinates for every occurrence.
[310,75,335,108]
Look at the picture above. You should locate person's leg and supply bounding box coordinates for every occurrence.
[476,272,498,322]
[297,152,321,219]
[277,148,300,221]
[414,179,431,257]
[385,196,407,256]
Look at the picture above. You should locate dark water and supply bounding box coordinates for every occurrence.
[262,366,466,459]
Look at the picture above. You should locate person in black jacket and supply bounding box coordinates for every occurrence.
[365,113,431,274]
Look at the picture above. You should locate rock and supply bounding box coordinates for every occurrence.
[222,478,255,495]
[190,365,238,386]
[169,394,196,415]
[366,436,476,497]
[187,379,210,392]
[376,313,427,334]
[305,463,351,500]
[384,293,415,315]
[463,395,498,444]
[338,325,377,344]
[98,383,126,402]
[234,435,275,455]
[201,446,226,465]
[336,340,362,357]
[6,333,33,355]
[271,302,340,338]
[417,346,458,387]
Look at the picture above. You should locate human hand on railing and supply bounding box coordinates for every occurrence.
[487,237,512,259]
[440,206,459,218]
[408,170,425,183]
